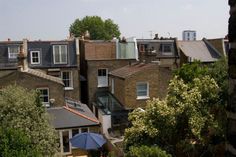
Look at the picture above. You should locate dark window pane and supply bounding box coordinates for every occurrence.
[81,128,88,133]
[62,131,70,153]
[72,129,79,137]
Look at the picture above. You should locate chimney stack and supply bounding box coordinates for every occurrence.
[84,30,90,40]
[154,34,159,39]
[18,39,28,71]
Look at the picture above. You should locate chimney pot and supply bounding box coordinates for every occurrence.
[154,34,159,39]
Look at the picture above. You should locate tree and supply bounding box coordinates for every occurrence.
[0,85,58,156]
[125,60,227,156]
[69,16,121,40]
[126,145,171,157]
[0,127,41,157]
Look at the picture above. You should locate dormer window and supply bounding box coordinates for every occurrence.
[53,45,67,64]
[8,45,20,59]
[30,51,40,64]
[139,44,148,52]
[160,43,173,55]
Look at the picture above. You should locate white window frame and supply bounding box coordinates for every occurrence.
[97,68,108,87]
[111,78,114,94]
[59,127,90,152]
[61,71,73,90]
[8,46,20,59]
[160,43,173,55]
[136,82,149,100]
[60,130,72,155]
[30,51,40,64]
[53,45,68,64]
[72,127,90,137]
[36,88,50,107]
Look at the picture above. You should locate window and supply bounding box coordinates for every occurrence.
[111,78,114,94]
[72,129,79,137]
[160,43,173,55]
[139,44,148,52]
[98,69,108,87]
[81,127,89,133]
[60,130,71,154]
[8,46,20,59]
[71,128,89,149]
[187,32,190,37]
[37,88,49,107]
[117,42,136,59]
[61,71,73,90]
[30,51,40,64]
[72,128,89,137]
[53,45,67,64]
[136,82,149,99]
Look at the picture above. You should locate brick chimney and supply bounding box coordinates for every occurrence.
[84,30,90,40]
[18,39,28,71]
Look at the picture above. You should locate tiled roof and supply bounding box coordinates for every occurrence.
[65,97,99,123]
[109,63,157,79]
[47,99,99,129]
[178,40,221,62]
[24,69,64,85]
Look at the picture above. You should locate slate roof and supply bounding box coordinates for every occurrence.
[23,69,64,85]
[178,40,221,62]
[47,100,99,129]
[27,40,77,68]
[0,41,22,69]
[0,39,77,69]
[109,63,157,79]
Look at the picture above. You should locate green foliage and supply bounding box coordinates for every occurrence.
[108,151,116,157]
[174,61,208,83]
[0,127,41,157]
[207,57,228,105]
[125,59,227,156]
[70,16,121,40]
[126,145,171,157]
[0,85,58,156]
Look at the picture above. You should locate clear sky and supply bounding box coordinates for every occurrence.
[0,0,229,41]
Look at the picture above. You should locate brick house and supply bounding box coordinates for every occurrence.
[109,62,172,109]
[79,38,137,107]
[92,62,172,147]
[0,38,81,107]
[26,38,80,100]
[48,98,100,156]
[137,37,179,68]
[0,68,65,107]
[0,38,102,156]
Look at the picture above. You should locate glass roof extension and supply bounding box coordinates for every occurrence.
[95,91,126,115]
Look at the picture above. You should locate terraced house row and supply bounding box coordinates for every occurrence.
[0,35,228,156]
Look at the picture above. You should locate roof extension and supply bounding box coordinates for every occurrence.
[109,63,157,79]
[47,98,99,129]
[23,69,64,85]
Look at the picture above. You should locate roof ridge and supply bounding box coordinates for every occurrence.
[25,69,64,85]
[63,106,99,124]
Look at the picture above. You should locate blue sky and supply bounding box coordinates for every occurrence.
[0,0,229,41]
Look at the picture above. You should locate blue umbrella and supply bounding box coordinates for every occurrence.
[70,132,106,150]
